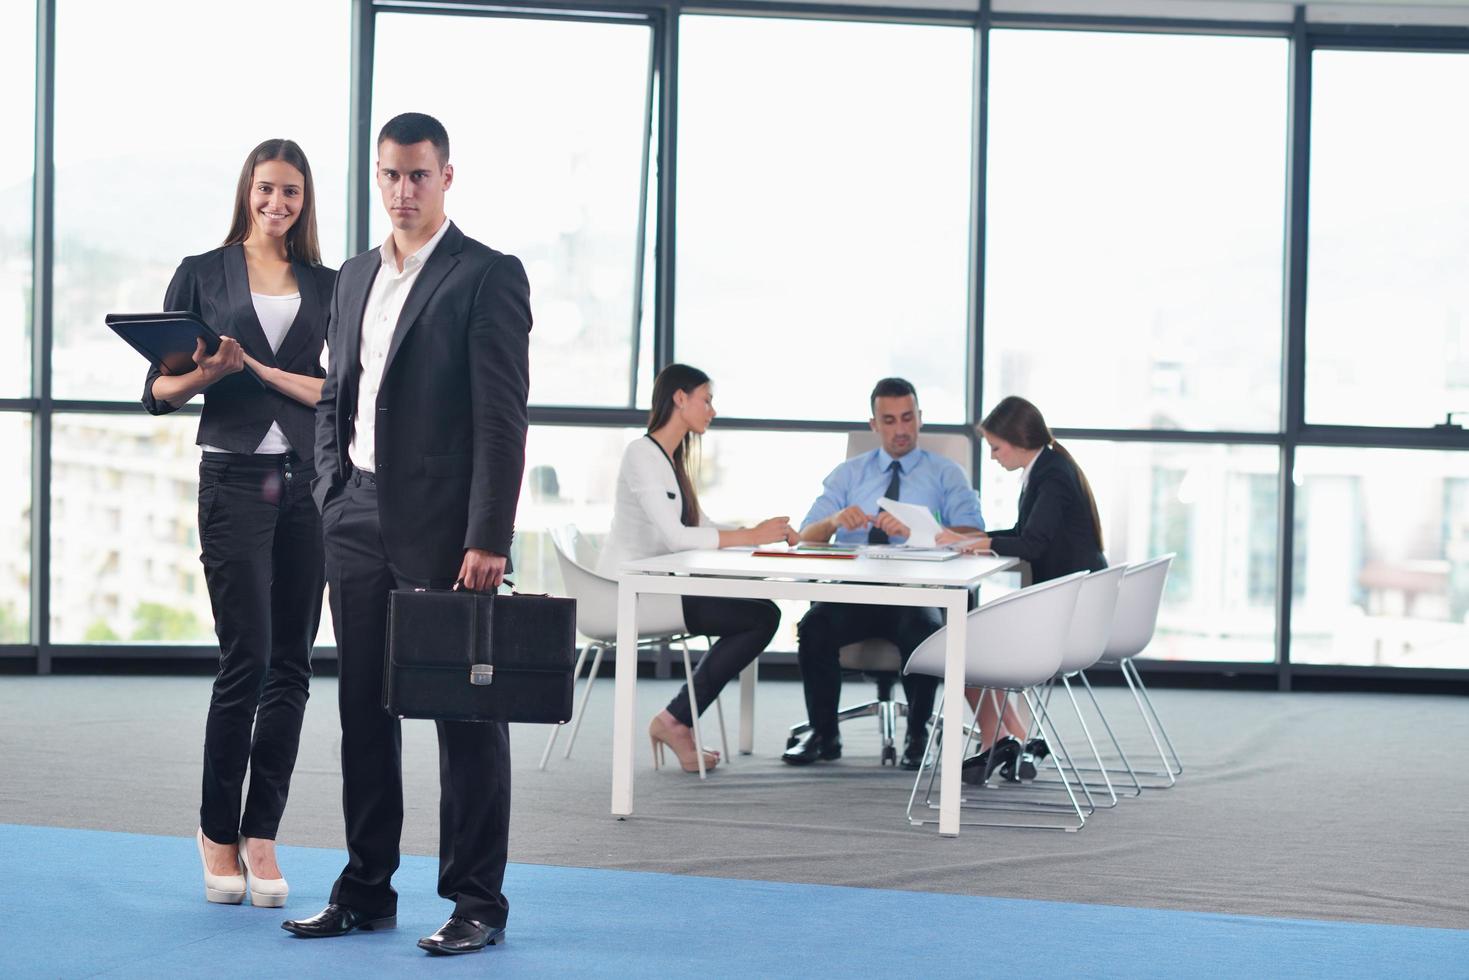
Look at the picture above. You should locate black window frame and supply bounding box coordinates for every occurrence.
[5,0,1467,690]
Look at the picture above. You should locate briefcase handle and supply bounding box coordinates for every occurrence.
[452,578,551,600]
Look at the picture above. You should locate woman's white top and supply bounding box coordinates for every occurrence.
[201,291,299,455]
[596,435,723,635]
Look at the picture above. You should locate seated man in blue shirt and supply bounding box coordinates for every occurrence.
[782,377,984,770]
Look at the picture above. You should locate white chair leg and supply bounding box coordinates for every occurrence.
[1077,669,1144,796]
[678,640,731,769]
[1061,674,1119,807]
[713,690,731,765]
[679,639,708,779]
[976,689,1010,788]
[1120,657,1177,786]
[1026,689,1086,831]
[906,694,947,824]
[1033,689,1097,815]
[1125,659,1184,776]
[539,640,593,770]
[563,642,606,761]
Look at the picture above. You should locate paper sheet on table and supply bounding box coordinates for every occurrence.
[875,496,942,548]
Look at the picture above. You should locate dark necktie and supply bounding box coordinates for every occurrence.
[868,460,902,544]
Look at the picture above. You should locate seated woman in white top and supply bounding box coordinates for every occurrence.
[597,364,797,773]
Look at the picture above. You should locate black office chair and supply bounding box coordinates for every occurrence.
[786,639,908,765]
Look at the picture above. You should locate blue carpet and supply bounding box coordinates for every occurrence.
[0,825,1464,978]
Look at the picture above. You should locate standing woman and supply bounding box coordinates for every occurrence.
[939,395,1107,779]
[142,139,335,906]
[597,364,798,773]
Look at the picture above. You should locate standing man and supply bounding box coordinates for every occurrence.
[782,378,982,771]
[282,113,531,956]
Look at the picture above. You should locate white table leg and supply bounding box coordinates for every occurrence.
[938,589,969,837]
[738,660,757,755]
[611,580,639,817]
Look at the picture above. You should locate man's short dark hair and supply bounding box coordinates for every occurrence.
[378,112,450,166]
[870,377,918,415]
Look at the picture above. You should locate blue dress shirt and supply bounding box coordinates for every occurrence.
[801,447,984,545]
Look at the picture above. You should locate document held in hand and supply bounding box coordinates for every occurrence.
[875,496,943,547]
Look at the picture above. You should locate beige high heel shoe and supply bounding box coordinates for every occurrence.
[648,716,719,773]
[196,828,246,905]
[238,837,289,908]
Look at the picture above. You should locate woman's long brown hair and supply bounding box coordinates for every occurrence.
[222,139,321,265]
[646,364,711,526]
[979,395,1104,549]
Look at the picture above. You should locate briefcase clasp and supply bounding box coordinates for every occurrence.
[470,664,494,686]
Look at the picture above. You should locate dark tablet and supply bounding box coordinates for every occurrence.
[106,311,224,376]
[106,311,262,388]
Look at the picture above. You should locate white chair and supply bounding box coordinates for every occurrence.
[1023,565,1132,806]
[1069,555,1179,790]
[902,572,1089,831]
[537,525,729,779]
[782,430,978,765]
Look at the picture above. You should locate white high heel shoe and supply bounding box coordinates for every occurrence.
[238,837,289,908]
[195,828,246,905]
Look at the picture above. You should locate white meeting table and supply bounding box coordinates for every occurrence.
[611,549,1018,837]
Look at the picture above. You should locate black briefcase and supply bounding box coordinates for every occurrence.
[383,588,577,724]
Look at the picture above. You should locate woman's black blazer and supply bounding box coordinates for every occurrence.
[988,446,1107,583]
[141,243,336,458]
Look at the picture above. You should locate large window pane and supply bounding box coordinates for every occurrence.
[51,414,211,643]
[985,31,1288,432]
[1306,51,1469,427]
[677,16,973,423]
[1291,448,1469,668]
[981,440,1280,663]
[0,1,34,397]
[511,425,849,651]
[373,14,653,408]
[53,0,349,401]
[511,425,644,601]
[51,414,337,650]
[0,415,31,642]
[700,429,851,649]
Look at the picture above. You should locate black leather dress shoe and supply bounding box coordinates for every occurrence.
[417,916,504,955]
[781,731,842,765]
[899,732,931,771]
[281,903,396,938]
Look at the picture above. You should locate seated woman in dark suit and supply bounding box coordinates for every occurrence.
[938,395,1106,781]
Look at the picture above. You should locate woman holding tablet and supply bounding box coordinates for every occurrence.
[143,139,335,906]
[597,364,798,773]
[939,395,1107,781]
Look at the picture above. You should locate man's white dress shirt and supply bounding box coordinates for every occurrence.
[348,217,452,474]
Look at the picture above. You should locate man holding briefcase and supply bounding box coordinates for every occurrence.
[282,112,531,955]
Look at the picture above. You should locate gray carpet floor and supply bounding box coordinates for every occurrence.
[1,675,1465,930]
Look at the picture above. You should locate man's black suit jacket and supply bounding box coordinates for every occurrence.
[313,222,532,581]
[988,446,1107,583]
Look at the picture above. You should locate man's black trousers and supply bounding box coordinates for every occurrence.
[323,472,511,927]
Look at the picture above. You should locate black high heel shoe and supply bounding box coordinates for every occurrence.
[1000,752,1038,782]
[996,737,1047,781]
[961,737,1021,785]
